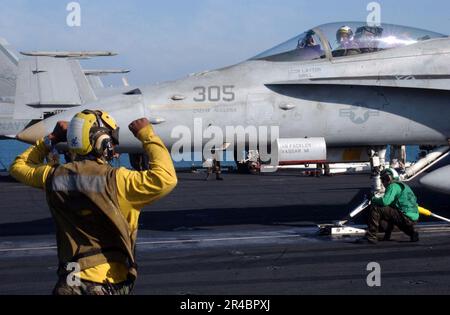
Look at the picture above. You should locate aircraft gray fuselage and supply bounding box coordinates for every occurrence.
[0,102,30,139]
[20,36,450,154]
[420,166,450,195]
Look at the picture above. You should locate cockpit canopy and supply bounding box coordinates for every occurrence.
[251,22,447,62]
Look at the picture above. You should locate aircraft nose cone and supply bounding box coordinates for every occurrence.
[16,121,47,144]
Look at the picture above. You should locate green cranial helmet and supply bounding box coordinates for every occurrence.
[381,168,400,181]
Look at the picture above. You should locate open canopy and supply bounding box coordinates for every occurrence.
[251,22,447,62]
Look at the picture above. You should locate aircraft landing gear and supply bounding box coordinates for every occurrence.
[369,146,387,194]
[389,145,407,171]
[235,150,261,175]
[319,146,387,237]
[321,145,450,237]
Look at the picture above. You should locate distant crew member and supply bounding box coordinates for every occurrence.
[206,147,224,181]
[333,26,361,57]
[10,110,178,295]
[363,168,419,244]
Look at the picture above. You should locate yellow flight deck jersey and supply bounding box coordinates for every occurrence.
[9,126,178,284]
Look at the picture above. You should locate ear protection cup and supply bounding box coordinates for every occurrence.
[90,128,115,161]
[381,173,393,183]
[94,134,114,160]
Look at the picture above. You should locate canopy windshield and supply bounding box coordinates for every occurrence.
[251,22,447,61]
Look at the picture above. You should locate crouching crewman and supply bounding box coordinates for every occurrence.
[10,110,178,295]
[364,168,420,244]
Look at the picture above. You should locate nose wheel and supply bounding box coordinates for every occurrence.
[369,146,387,194]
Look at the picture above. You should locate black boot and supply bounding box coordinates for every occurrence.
[411,231,419,243]
[382,222,394,242]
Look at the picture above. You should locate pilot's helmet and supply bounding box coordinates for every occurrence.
[67,110,120,160]
[298,30,316,48]
[336,26,354,43]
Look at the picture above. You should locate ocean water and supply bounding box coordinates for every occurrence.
[0,140,232,170]
[0,140,420,171]
[0,140,29,170]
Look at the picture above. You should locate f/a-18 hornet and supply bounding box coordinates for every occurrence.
[15,22,450,194]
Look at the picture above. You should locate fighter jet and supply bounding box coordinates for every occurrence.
[16,22,450,192]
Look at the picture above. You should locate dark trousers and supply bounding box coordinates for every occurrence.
[367,205,416,242]
[53,277,134,296]
[206,160,222,180]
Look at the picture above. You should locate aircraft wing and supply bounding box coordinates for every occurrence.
[267,75,450,91]
[14,56,97,120]
[21,51,117,58]
[84,69,130,89]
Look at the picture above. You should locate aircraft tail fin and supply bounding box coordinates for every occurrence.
[0,38,19,101]
[13,57,98,120]
[13,53,127,120]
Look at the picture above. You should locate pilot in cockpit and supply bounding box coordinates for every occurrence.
[333,26,361,57]
[298,31,317,48]
[297,30,323,59]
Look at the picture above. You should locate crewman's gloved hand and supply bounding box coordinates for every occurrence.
[372,192,384,199]
[48,121,69,146]
[129,118,150,138]
[44,121,68,164]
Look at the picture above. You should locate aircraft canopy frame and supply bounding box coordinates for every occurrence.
[251,22,447,62]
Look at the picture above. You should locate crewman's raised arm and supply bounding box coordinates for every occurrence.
[9,121,68,189]
[9,139,53,189]
[116,120,178,210]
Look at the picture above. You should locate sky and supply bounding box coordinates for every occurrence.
[0,0,449,86]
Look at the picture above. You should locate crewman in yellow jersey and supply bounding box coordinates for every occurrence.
[9,110,178,295]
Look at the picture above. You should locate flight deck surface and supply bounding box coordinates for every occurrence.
[1,171,449,295]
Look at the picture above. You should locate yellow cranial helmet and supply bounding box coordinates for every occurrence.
[67,110,119,158]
